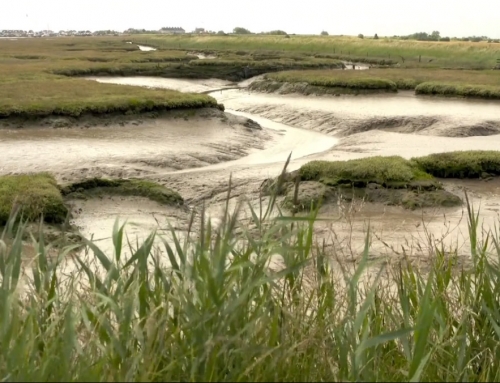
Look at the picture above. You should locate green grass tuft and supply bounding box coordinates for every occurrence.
[300,156,432,187]
[0,173,68,225]
[414,151,500,178]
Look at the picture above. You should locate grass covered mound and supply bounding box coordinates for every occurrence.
[414,151,500,178]
[0,173,68,225]
[61,178,184,206]
[276,156,464,211]
[299,156,432,187]
[0,79,220,119]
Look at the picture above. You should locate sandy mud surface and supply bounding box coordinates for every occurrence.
[0,109,274,183]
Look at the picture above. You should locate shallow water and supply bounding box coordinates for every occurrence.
[137,45,156,52]
[86,76,234,93]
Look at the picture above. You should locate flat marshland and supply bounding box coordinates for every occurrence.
[0,38,221,118]
[144,34,500,68]
[2,34,500,381]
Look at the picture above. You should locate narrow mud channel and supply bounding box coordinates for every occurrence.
[3,75,500,267]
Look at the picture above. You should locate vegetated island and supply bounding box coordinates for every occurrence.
[263,151,500,212]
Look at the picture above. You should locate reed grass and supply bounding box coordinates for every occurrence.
[1,164,500,381]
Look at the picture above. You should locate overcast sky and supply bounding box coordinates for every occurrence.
[2,0,499,38]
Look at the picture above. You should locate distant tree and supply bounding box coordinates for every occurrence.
[320,31,329,36]
[358,34,364,39]
[374,33,379,39]
[233,27,252,34]
[431,31,441,40]
[440,36,450,42]
[217,30,226,35]
[264,30,287,35]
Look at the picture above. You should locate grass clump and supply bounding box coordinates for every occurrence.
[61,178,183,206]
[0,173,68,225]
[300,156,432,187]
[415,82,500,99]
[414,150,500,178]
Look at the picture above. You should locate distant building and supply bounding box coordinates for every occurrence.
[160,27,185,34]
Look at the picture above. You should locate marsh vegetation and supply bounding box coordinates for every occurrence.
[2,34,500,382]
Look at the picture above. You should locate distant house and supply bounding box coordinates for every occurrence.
[160,27,185,34]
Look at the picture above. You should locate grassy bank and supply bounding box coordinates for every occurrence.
[2,177,500,380]
[254,68,500,99]
[143,34,500,69]
[0,79,219,119]
[51,58,344,82]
